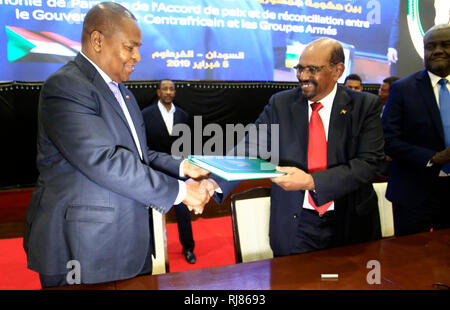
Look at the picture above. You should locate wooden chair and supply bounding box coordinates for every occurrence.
[230,187,273,263]
[372,182,395,238]
[151,209,170,274]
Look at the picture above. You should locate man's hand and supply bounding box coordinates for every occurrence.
[199,178,219,196]
[183,161,210,180]
[271,166,315,191]
[431,146,450,165]
[183,179,211,214]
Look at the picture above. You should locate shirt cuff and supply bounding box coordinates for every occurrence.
[174,180,186,205]
[179,159,186,178]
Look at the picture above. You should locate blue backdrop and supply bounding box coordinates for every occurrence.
[0,0,399,82]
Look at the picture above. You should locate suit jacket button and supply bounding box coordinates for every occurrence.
[293,214,298,219]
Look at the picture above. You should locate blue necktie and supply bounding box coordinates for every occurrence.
[438,79,450,173]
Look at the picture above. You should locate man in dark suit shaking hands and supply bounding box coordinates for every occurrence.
[205,38,384,256]
[142,80,197,264]
[23,2,211,287]
[382,24,450,236]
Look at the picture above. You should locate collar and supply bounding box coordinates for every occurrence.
[80,51,115,86]
[428,71,450,87]
[158,100,176,115]
[307,83,337,107]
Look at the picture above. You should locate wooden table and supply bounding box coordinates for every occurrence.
[53,229,450,290]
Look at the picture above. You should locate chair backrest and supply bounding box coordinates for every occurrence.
[373,182,395,238]
[231,187,273,263]
[151,209,170,274]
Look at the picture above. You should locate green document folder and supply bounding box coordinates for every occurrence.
[188,155,285,181]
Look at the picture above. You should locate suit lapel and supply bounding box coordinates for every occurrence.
[173,108,183,126]
[327,86,352,165]
[119,83,149,163]
[74,54,128,124]
[98,77,130,125]
[74,53,147,162]
[155,105,171,137]
[291,88,309,164]
[417,70,445,141]
[293,86,351,167]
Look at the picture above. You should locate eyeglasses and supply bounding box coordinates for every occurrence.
[294,64,328,75]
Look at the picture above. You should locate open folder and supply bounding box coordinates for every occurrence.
[188,155,285,181]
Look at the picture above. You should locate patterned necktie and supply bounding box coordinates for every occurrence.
[109,82,123,105]
[108,82,143,160]
[307,102,333,215]
[438,79,450,173]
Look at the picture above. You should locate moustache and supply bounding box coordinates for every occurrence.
[299,80,318,87]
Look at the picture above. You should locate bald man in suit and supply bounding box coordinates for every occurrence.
[205,38,384,256]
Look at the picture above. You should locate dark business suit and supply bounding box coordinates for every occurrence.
[214,85,384,256]
[382,70,450,236]
[141,103,195,253]
[24,53,183,284]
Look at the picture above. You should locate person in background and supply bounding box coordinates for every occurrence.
[378,76,400,107]
[344,73,363,92]
[377,76,399,177]
[23,2,211,288]
[142,80,197,264]
[382,24,450,237]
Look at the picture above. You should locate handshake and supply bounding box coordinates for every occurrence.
[181,161,218,215]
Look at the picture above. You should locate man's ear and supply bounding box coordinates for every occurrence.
[90,30,104,53]
[334,62,345,81]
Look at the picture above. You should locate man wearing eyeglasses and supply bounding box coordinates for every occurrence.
[206,38,384,255]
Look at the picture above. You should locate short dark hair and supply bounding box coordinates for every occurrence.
[157,79,175,90]
[424,23,450,43]
[82,2,137,43]
[344,74,362,83]
[383,76,400,85]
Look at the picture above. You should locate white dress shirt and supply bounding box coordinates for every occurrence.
[80,52,143,161]
[428,71,450,109]
[302,84,338,212]
[156,101,189,196]
[427,71,450,177]
[157,101,176,135]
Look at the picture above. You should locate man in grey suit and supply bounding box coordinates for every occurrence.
[23,2,210,287]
